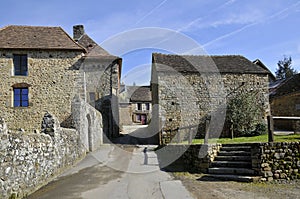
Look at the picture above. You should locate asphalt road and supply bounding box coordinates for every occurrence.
[27,144,193,199]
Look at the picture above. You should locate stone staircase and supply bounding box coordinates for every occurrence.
[207,144,261,182]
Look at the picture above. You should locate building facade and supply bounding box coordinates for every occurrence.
[0,26,85,131]
[0,25,121,140]
[151,53,271,144]
[130,86,152,124]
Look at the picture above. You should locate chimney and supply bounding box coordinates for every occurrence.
[73,25,85,41]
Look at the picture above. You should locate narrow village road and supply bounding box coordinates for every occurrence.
[27,144,193,199]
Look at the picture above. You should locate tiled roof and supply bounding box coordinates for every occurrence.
[77,34,114,56]
[270,73,300,99]
[152,53,271,74]
[129,86,152,102]
[0,25,85,51]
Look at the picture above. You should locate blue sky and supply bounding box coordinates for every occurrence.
[1,0,300,85]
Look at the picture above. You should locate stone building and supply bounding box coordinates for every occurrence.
[151,53,272,144]
[119,85,152,125]
[0,25,121,144]
[270,73,300,131]
[130,86,152,124]
[73,25,122,139]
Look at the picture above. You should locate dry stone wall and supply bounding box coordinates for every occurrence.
[0,115,85,199]
[251,142,300,181]
[0,50,82,131]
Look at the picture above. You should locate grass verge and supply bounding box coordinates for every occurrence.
[180,134,300,144]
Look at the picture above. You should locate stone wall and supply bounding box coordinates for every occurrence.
[155,72,269,144]
[251,142,300,181]
[119,103,133,126]
[0,116,86,199]
[0,50,82,131]
[72,95,103,151]
[80,57,121,139]
[156,144,222,173]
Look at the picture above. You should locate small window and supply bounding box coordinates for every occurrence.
[13,54,28,76]
[137,103,142,110]
[145,103,150,110]
[14,88,29,107]
[296,104,300,110]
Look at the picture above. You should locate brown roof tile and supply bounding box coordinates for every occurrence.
[152,53,271,74]
[129,86,152,102]
[0,25,85,51]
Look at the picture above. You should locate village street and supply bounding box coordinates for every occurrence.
[26,143,193,199]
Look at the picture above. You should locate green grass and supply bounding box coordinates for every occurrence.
[181,134,300,144]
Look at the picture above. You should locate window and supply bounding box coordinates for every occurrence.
[14,88,29,107]
[13,54,28,76]
[137,103,142,110]
[145,103,150,110]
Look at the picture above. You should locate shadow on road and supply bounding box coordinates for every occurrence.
[112,124,159,145]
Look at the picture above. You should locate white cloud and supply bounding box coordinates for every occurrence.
[210,11,264,28]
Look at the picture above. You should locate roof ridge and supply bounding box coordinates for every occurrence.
[3,25,61,28]
[152,53,246,58]
[58,27,87,52]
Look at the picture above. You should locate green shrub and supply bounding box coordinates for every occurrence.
[226,92,264,137]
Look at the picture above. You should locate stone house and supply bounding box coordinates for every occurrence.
[119,85,152,125]
[129,86,152,124]
[0,25,121,145]
[151,53,272,144]
[270,73,300,131]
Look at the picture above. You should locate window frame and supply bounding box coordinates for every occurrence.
[145,103,150,111]
[13,54,28,76]
[137,103,142,110]
[13,87,29,107]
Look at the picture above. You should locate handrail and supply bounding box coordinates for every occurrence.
[272,116,300,120]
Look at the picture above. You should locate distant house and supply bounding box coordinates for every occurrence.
[270,73,300,131]
[130,86,152,124]
[151,53,272,144]
[0,25,122,146]
[119,85,152,125]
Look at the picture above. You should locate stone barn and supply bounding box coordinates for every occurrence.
[151,53,272,144]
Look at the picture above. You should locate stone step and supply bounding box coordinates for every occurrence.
[218,151,251,156]
[215,155,252,161]
[211,161,252,168]
[220,146,251,152]
[208,167,255,175]
[205,174,261,183]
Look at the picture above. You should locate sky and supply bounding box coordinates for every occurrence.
[1,0,300,85]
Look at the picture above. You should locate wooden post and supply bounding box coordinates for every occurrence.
[230,122,234,139]
[204,119,210,144]
[188,128,193,144]
[267,115,274,142]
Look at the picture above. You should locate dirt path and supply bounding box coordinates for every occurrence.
[174,173,300,199]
